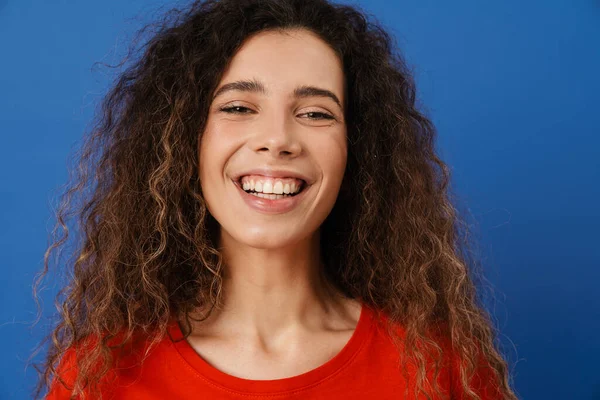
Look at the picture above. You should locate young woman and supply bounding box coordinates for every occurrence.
[34,0,518,398]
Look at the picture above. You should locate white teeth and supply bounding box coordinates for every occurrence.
[263,181,273,194]
[239,177,304,195]
[273,181,283,194]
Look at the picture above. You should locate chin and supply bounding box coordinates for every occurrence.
[229,226,309,250]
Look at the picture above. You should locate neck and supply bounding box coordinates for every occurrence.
[197,229,347,339]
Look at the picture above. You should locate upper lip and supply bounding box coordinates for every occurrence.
[232,168,312,184]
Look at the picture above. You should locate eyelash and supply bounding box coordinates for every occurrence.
[219,106,335,121]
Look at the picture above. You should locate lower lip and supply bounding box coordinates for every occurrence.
[233,180,309,214]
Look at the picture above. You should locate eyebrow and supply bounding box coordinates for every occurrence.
[212,79,344,111]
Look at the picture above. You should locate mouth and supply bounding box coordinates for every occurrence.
[234,177,308,199]
[231,176,311,214]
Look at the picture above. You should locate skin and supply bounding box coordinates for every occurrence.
[194,28,362,379]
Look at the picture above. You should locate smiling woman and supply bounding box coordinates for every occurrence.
[200,29,347,246]
[33,0,517,399]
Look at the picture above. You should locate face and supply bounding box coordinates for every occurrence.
[199,28,347,250]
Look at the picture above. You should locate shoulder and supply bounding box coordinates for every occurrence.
[369,312,504,399]
[46,326,169,399]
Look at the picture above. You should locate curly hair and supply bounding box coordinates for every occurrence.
[31,0,517,399]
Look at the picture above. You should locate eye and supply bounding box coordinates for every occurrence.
[219,105,254,114]
[300,111,335,121]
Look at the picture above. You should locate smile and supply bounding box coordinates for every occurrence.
[239,175,306,196]
[232,178,310,214]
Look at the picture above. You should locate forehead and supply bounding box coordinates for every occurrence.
[218,29,345,99]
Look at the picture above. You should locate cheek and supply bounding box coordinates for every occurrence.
[314,132,348,181]
[198,129,231,219]
[198,124,233,183]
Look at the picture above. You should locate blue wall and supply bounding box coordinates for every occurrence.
[1,1,597,398]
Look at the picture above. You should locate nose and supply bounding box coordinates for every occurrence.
[251,111,302,159]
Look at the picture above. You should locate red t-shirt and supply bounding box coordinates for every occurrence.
[46,304,502,399]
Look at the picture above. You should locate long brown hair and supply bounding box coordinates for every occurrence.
[31,0,517,398]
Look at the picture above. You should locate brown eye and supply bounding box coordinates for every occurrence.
[301,111,335,120]
[220,106,254,114]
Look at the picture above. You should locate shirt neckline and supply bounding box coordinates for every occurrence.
[168,302,375,395]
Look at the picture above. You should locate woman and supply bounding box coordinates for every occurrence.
[34,0,517,398]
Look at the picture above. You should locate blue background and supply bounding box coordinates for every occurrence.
[1,0,598,399]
